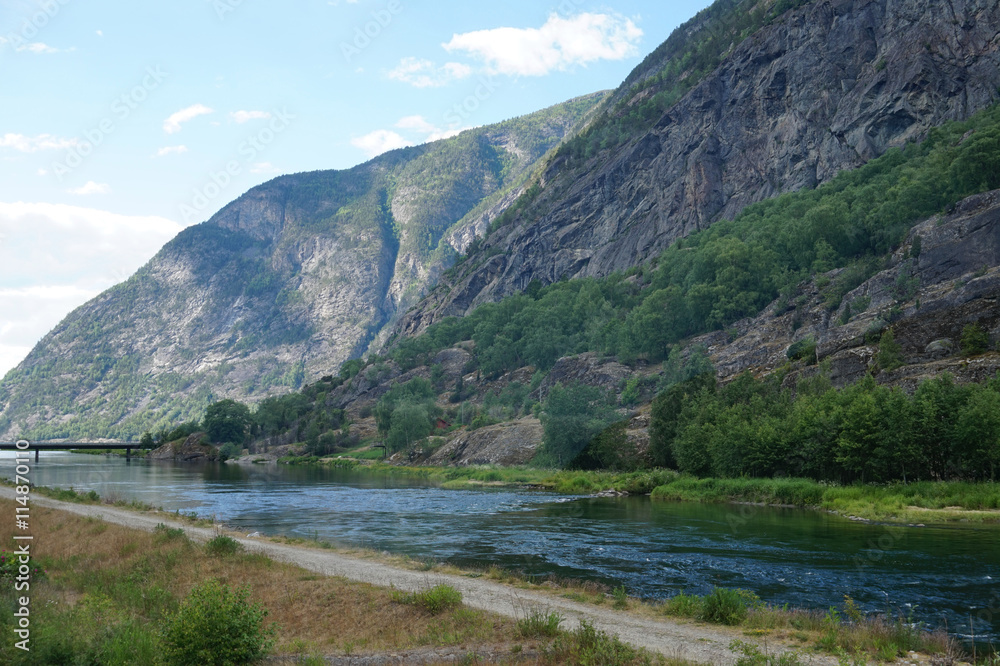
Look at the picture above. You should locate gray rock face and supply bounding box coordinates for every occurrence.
[423,418,543,466]
[394,0,1000,337]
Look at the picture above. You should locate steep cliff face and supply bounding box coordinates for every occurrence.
[0,96,602,441]
[395,0,1000,337]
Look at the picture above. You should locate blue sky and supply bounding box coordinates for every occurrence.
[0,0,713,376]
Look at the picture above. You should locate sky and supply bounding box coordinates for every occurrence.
[0,0,714,378]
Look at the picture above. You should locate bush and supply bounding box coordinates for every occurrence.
[786,337,817,365]
[700,587,761,625]
[547,620,652,665]
[961,323,990,356]
[163,579,273,666]
[205,535,243,557]
[218,442,242,461]
[392,584,463,614]
[517,609,563,638]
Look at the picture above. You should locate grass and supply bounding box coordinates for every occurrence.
[390,584,463,614]
[0,501,519,664]
[650,476,1000,523]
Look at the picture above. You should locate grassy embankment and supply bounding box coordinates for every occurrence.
[0,500,672,666]
[2,495,985,665]
[278,454,1000,524]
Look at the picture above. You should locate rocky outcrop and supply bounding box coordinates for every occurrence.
[696,188,1000,387]
[394,0,1000,337]
[536,353,634,397]
[423,418,543,466]
[148,433,217,462]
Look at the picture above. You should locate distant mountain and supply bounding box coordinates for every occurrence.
[0,94,603,440]
[393,0,1000,337]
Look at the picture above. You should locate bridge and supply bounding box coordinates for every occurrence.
[0,442,155,461]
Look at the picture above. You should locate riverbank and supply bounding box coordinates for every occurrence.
[275,456,1000,524]
[0,488,790,665]
[2,488,981,665]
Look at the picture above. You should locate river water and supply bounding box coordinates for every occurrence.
[4,452,999,641]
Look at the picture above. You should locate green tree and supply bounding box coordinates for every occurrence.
[538,382,617,467]
[203,399,252,444]
[139,431,154,448]
[961,323,990,356]
[876,329,905,371]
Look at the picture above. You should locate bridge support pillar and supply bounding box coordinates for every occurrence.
[34,449,38,463]
[126,447,131,460]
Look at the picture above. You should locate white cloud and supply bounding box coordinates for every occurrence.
[37,168,48,176]
[19,42,60,54]
[163,104,214,134]
[95,30,103,37]
[67,181,111,195]
[387,57,472,88]
[0,202,185,377]
[154,145,188,157]
[395,115,464,142]
[443,12,643,77]
[351,130,413,158]
[0,133,78,153]
[230,110,272,124]
[250,162,280,174]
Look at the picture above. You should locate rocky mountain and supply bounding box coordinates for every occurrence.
[0,95,603,441]
[394,0,1000,337]
[6,0,1000,444]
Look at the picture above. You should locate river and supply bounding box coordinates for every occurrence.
[4,452,999,642]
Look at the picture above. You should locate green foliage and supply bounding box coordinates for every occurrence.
[203,399,251,444]
[516,610,563,638]
[572,421,643,472]
[205,535,244,557]
[650,371,1000,483]
[961,323,991,356]
[546,620,653,666]
[218,442,242,461]
[163,579,273,666]
[374,377,441,453]
[538,382,618,467]
[786,337,817,365]
[876,330,905,371]
[700,588,761,625]
[392,584,462,614]
[612,585,629,610]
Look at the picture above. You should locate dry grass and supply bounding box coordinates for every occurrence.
[0,501,694,665]
[0,501,519,660]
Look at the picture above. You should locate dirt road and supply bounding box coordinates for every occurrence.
[2,488,835,665]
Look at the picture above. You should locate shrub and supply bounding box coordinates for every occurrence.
[517,609,563,638]
[786,337,817,365]
[662,592,703,618]
[153,523,186,543]
[205,535,243,557]
[163,579,273,666]
[612,585,629,610]
[547,620,652,665]
[700,587,761,625]
[218,442,242,461]
[876,330,905,371]
[392,584,462,614]
[961,323,990,356]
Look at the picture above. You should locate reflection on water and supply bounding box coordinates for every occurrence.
[3,452,999,640]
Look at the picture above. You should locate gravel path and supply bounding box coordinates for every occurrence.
[4,488,837,665]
